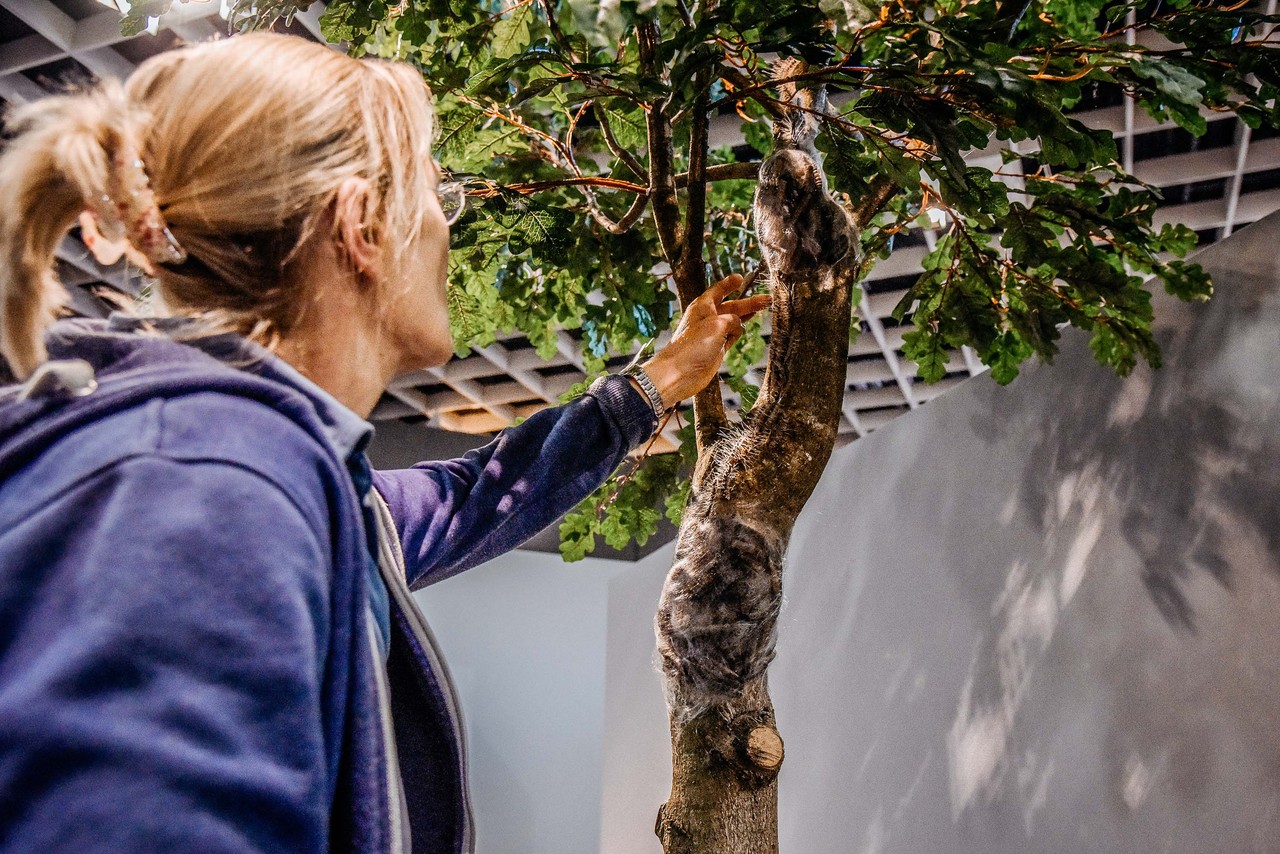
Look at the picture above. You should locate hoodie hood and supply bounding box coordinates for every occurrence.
[0,315,369,483]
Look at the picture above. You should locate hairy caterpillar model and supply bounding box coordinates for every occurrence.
[655,60,859,726]
[771,57,830,185]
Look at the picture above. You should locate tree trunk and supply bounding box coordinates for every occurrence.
[654,147,861,853]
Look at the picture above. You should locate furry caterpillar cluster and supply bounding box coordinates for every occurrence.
[754,58,855,274]
[771,56,830,181]
[655,515,786,722]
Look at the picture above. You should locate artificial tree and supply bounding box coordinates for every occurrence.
[145,1,1280,850]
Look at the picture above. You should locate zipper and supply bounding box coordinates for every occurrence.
[365,608,409,854]
[370,490,476,854]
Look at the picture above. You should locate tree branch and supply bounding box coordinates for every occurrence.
[464,89,651,234]
[595,103,648,180]
[710,64,869,112]
[457,93,571,166]
[675,161,761,187]
[594,191,651,234]
[851,174,901,231]
[537,0,578,62]
[561,99,631,234]
[490,176,649,194]
[682,68,729,449]
[717,66,786,120]
[639,20,684,261]
[679,76,710,303]
[674,0,694,27]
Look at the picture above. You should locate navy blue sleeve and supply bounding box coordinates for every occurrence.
[372,374,658,587]
[0,455,332,853]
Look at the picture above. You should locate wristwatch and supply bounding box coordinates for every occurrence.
[621,364,666,420]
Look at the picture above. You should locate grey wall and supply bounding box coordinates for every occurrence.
[600,545,676,852]
[418,213,1280,853]
[411,550,626,854]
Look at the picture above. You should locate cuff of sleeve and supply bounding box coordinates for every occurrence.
[587,374,659,449]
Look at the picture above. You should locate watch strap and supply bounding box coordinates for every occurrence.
[621,364,666,419]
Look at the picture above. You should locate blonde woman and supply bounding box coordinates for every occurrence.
[0,33,767,853]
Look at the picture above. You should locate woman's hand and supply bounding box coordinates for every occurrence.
[639,274,772,410]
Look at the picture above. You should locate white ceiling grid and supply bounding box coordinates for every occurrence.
[0,1,1276,451]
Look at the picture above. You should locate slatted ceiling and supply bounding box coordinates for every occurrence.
[871,244,930,279]
[111,25,187,63]
[858,406,912,432]
[21,54,91,89]
[1241,166,1280,193]
[849,383,913,410]
[59,0,115,20]
[850,329,888,358]
[863,289,908,321]
[0,7,36,41]
[533,359,582,378]
[4,2,1280,450]
[845,358,897,386]
[371,394,419,421]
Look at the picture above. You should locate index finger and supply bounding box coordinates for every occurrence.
[721,294,772,318]
[702,274,745,306]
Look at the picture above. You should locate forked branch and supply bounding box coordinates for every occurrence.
[595,103,648,180]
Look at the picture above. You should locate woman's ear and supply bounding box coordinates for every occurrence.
[333,177,383,282]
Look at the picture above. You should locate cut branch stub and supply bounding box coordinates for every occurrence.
[745,726,784,772]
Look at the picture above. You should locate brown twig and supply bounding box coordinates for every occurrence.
[460,93,651,228]
[1098,0,1250,40]
[852,174,901,230]
[674,0,694,26]
[581,191,650,234]
[537,0,578,62]
[1029,65,1099,83]
[679,76,710,303]
[563,99,636,232]
[718,66,786,120]
[457,93,568,164]
[709,64,871,112]
[599,409,680,518]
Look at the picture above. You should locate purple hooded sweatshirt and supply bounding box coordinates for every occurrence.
[0,316,657,853]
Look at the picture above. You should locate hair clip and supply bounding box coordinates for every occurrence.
[79,138,187,276]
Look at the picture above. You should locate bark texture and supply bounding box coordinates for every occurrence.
[654,145,861,853]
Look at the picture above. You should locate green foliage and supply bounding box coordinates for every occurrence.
[215,0,1280,555]
[123,0,311,34]
[559,421,697,561]
[120,1,174,35]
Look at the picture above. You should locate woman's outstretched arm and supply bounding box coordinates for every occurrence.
[373,275,771,587]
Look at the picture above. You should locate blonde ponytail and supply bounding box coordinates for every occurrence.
[0,82,144,378]
[0,33,438,379]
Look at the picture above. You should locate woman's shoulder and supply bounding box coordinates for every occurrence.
[0,389,339,532]
[153,389,335,468]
